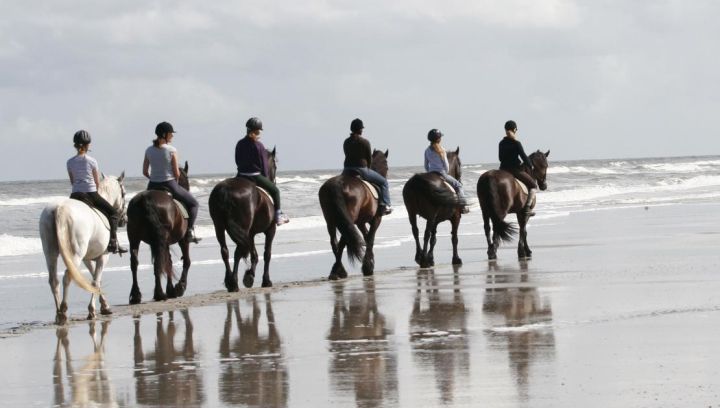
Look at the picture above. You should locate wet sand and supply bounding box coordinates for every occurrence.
[1,203,720,407]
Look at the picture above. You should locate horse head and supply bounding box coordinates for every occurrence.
[447,146,462,181]
[179,161,190,191]
[99,171,127,227]
[529,150,550,191]
[266,147,278,183]
[371,149,389,178]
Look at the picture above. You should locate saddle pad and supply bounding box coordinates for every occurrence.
[514,179,535,207]
[360,180,379,200]
[90,208,110,230]
[256,186,275,206]
[173,199,189,219]
[442,180,457,198]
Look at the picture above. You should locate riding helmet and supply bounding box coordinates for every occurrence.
[504,120,517,131]
[246,117,263,132]
[350,118,364,133]
[73,130,91,146]
[155,121,175,137]
[427,129,443,143]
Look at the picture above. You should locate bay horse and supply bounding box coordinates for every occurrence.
[476,150,549,260]
[126,161,192,304]
[208,148,278,291]
[39,173,127,324]
[403,147,464,268]
[318,149,389,280]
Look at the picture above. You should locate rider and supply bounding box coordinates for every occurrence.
[342,118,392,215]
[424,129,470,214]
[499,120,537,217]
[67,130,127,254]
[235,117,290,226]
[143,121,201,243]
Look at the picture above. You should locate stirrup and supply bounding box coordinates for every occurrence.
[107,240,128,254]
[186,229,202,244]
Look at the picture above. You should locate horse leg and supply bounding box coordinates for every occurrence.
[329,236,348,280]
[46,251,62,324]
[153,247,167,302]
[129,237,142,305]
[243,241,259,288]
[408,211,423,266]
[261,225,277,288]
[362,217,382,276]
[174,238,191,297]
[482,211,496,260]
[165,249,178,299]
[427,219,439,267]
[420,218,435,268]
[232,246,243,291]
[216,225,236,292]
[517,214,530,259]
[58,258,76,325]
[450,213,462,265]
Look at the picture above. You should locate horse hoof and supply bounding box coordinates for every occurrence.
[361,266,374,276]
[243,274,254,288]
[328,273,340,281]
[262,280,272,288]
[452,257,463,265]
[129,296,141,305]
[153,292,167,302]
[87,312,96,320]
[100,308,113,316]
[55,314,68,325]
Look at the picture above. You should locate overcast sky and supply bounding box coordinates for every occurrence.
[1,1,719,181]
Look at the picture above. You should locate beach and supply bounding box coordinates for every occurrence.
[1,199,719,407]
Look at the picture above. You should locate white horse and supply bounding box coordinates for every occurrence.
[39,173,127,324]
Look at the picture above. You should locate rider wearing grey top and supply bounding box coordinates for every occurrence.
[145,144,177,182]
[425,129,469,212]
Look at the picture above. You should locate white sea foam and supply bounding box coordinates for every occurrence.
[550,166,621,175]
[0,234,43,257]
[276,176,322,184]
[0,196,66,206]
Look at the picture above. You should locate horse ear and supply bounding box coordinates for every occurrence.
[119,171,125,183]
[384,149,389,158]
[271,146,276,157]
[101,172,106,180]
[545,150,550,158]
[455,146,460,155]
[183,161,189,173]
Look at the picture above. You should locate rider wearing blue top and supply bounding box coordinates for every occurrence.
[424,129,469,213]
[143,121,201,243]
[235,117,289,226]
[67,130,126,254]
[499,120,537,217]
[341,118,392,215]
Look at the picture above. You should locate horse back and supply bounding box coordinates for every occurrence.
[127,190,186,244]
[403,172,457,221]
[477,170,523,214]
[209,177,273,234]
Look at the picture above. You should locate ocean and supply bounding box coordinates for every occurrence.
[1,155,719,330]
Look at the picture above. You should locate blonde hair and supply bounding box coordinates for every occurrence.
[431,140,445,155]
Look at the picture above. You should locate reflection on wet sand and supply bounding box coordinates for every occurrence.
[218,294,288,407]
[53,321,116,407]
[133,309,204,407]
[409,265,469,405]
[483,261,556,400]
[328,279,399,407]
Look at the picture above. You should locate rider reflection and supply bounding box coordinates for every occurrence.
[327,279,399,407]
[218,294,288,407]
[133,309,204,406]
[483,261,556,400]
[409,265,470,404]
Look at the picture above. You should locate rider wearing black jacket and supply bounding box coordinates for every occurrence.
[499,120,537,217]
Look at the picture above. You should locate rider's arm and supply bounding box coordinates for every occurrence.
[364,139,372,168]
[517,141,532,169]
[68,170,74,186]
[142,155,150,179]
[92,168,101,189]
[171,152,180,180]
[424,149,430,172]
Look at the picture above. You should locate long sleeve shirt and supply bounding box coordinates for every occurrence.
[235,136,269,176]
[499,137,530,170]
[424,146,449,173]
[343,135,372,168]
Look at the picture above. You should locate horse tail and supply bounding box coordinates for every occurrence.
[141,196,173,281]
[478,175,517,242]
[55,204,100,294]
[209,183,252,261]
[321,180,365,264]
[405,174,459,207]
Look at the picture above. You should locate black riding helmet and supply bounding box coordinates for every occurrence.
[73,130,91,146]
[155,121,175,137]
[246,117,263,132]
[427,129,443,143]
[350,118,364,133]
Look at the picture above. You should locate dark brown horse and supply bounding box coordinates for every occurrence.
[127,161,192,304]
[319,149,389,279]
[208,148,278,291]
[403,147,464,268]
[477,150,549,260]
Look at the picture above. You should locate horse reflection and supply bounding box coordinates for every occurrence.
[409,265,469,404]
[218,295,288,407]
[133,309,204,406]
[53,321,117,407]
[483,261,555,400]
[328,279,399,408]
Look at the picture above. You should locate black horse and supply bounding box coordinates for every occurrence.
[127,162,193,304]
[476,150,549,260]
[318,149,389,280]
[208,148,278,290]
[403,147,464,267]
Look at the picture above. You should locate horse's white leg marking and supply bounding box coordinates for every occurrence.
[84,259,97,319]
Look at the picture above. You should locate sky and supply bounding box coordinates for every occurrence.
[1,0,719,181]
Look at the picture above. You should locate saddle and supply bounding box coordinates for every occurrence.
[256,186,274,206]
[152,190,190,219]
[360,179,379,200]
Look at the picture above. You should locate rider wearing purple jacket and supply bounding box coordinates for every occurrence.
[235,117,289,225]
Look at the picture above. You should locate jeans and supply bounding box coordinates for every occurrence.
[434,172,467,199]
[147,180,199,229]
[343,167,391,207]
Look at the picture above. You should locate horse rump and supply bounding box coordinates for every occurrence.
[208,180,252,261]
[477,173,517,242]
[403,173,460,208]
[319,178,365,264]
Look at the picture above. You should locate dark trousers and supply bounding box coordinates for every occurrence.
[70,192,119,237]
[502,166,538,190]
[237,174,281,210]
[147,180,199,229]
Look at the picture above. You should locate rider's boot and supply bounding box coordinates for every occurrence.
[524,188,537,217]
[185,227,201,244]
[275,209,290,226]
[107,224,128,254]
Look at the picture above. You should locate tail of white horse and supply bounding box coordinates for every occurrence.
[55,204,100,294]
